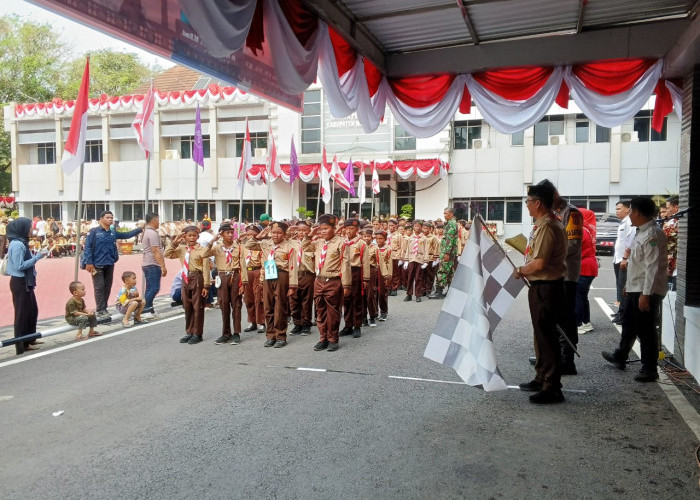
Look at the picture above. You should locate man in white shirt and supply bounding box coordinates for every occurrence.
[603,196,668,382]
[612,201,635,324]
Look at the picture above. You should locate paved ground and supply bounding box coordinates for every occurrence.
[0,256,699,499]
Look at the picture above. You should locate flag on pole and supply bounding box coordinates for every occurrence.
[237,119,252,189]
[358,164,366,204]
[423,216,525,391]
[331,154,352,193]
[320,147,331,204]
[61,58,90,175]
[131,82,155,159]
[343,158,356,197]
[371,162,380,194]
[193,104,205,169]
[266,126,281,181]
[289,137,300,184]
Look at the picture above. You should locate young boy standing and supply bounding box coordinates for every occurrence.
[204,222,248,345]
[65,281,100,340]
[400,225,413,290]
[165,226,211,344]
[341,218,369,338]
[242,225,266,334]
[422,221,440,295]
[388,219,401,296]
[375,230,392,321]
[290,221,315,335]
[361,227,379,327]
[405,220,428,302]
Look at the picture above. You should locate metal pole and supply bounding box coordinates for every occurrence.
[315,178,321,223]
[194,162,199,222]
[265,174,271,215]
[73,161,85,282]
[144,155,151,214]
[371,189,375,221]
[290,179,294,219]
[238,180,245,238]
[330,178,335,216]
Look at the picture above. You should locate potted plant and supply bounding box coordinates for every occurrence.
[116,226,135,255]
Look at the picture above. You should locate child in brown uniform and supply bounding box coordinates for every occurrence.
[361,227,379,327]
[246,222,298,348]
[165,225,211,344]
[375,230,392,321]
[404,220,429,302]
[204,222,248,345]
[290,220,316,336]
[341,218,369,338]
[242,224,266,334]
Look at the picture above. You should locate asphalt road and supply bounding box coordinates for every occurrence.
[1,256,698,499]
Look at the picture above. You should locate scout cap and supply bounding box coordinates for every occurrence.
[344,218,360,227]
[270,221,289,232]
[218,222,232,232]
[183,225,200,233]
[247,224,262,233]
[375,230,388,237]
[318,214,338,226]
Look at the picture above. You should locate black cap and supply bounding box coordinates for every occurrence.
[318,214,338,226]
[344,218,360,227]
[270,221,289,232]
[247,224,262,234]
[219,222,233,232]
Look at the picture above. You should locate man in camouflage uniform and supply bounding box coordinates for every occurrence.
[663,195,679,290]
[429,207,458,299]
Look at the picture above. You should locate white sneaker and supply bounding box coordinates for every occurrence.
[578,323,594,334]
[144,311,159,320]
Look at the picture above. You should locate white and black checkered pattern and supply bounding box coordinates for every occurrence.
[424,216,525,391]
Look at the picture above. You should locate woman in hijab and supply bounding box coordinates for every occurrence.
[6,217,46,354]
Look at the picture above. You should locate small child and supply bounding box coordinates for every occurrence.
[65,281,100,340]
[116,271,145,327]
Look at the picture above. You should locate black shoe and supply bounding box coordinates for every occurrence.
[142,307,155,315]
[378,313,387,321]
[612,317,623,325]
[257,325,266,333]
[187,335,203,345]
[339,326,353,337]
[369,318,377,327]
[171,301,183,307]
[230,334,241,345]
[519,380,543,392]
[244,323,257,332]
[561,363,578,375]
[389,290,397,296]
[528,356,537,366]
[300,326,311,336]
[214,335,232,345]
[290,325,303,335]
[362,319,369,327]
[428,287,444,299]
[529,389,565,404]
[314,341,329,351]
[264,339,275,347]
[180,334,193,343]
[404,295,412,302]
[352,327,362,338]
[602,351,626,370]
[273,340,287,348]
[416,296,422,303]
[327,342,339,352]
[634,370,659,382]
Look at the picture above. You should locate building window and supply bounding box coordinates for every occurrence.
[75,202,110,222]
[172,201,216,222]
[505,201,522,223]
[227,201,270,223]
[180,135,211,159]
[84,140,103,163]
[32,203,61,220]
[453,120,482,149]
[570,197,608,214]
[37,142,56,164]
[301,90,321,154]
[452,198,523,223]
[595,125,610,143]
[633,110,667,142]
[121,201,158,221]
[394,123,416,151]
[534,115,564,145]
[235,132,267,157]
[511,130,524,146]
[575,114,589,143]
[396,181,416,213]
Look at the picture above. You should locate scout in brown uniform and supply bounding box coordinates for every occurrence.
[341,218,370,338]
[399,225,413,289]
[404,220,429,302]
[242,224,266,334]
[246,222,298,348]
[388,219,401,295]
[375,230,392,321]
[422,221,440,295]
[361,227,379,327]
[164,225,211,344]
[304,214,351,351]
[515,181,568,404]
[290,220,315,335]
[204,222,248,345]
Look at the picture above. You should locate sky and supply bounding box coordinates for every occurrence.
[0,0,174,69]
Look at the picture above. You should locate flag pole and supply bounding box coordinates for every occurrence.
[315,177,321,223]
[290,178,295,220]
[73,161,85,282]
[144,155,151,215]
[265,173,270,214]
[238,179,245,238]
[194,161,199,222]
[330,178,335,216]
[371,189,375,221]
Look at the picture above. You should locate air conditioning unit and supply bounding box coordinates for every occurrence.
[549,135,566,146]
[472,139,488,149]
[164,149,180,159]
[254,148,267,158]
[621,131,639,143]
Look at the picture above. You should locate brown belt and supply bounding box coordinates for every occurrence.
[318,276,340,282]
[247,266,261,271]
[218,270,239,276]
[187,271,203,276]
[299,270,315,276]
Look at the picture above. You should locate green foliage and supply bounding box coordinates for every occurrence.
[295,206,313,219]
[400,204,414,220]
[0,130,11,194]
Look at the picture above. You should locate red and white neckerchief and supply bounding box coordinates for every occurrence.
[244,250,251,266]
[182,246,193,284]
[269,244,279,261]
[412,235,420,254]
[318,241,329,272]
[525,225,538,257]
[223,245,234,264]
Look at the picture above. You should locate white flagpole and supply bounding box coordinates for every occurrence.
[194,161,199,222]
[290,178,295,219]
[371,188,375,221]
[330,178,335,216]
[265,174,270,214]
[73,161,85,282]
[144,156,151,215]
[238,180,245,237]
[315,178,321,223]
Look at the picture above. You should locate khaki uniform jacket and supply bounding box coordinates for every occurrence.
[406,233,429,264]
[164,242,211,287]
[389,230,402,260]
[245,238,299,288]
[203,242,248,284]
[303,235,352,288]
[524,214,567,281]
[292,239,316,274]
[346,235,370,281]
[377,245,392,279]
[424,234,440,261]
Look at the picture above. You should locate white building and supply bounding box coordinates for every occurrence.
[3,66,679,240]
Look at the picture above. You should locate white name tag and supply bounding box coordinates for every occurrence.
[264,259,278,280]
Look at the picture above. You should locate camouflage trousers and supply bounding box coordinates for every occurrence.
[436,255,457,289]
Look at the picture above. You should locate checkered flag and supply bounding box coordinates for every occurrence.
[424,216,525,391]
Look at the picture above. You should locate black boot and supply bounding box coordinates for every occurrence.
[428,286,444,299]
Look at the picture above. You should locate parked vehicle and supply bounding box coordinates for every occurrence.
[596,213,620,254]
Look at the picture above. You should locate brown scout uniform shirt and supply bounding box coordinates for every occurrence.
[424,233,440,262]
[406,233,429,264]
[293,238,316,274]
[245,238,299,288]
[346,235,370,281]
[203,242,248,284]
[525,214,567,281]
[389,230,402,261]
[164,242,211,286]
[303,235,352,288]
[376,245,393,279]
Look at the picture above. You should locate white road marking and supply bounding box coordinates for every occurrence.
[595,296,700,440]
[388,375,466,385]
[0,314,184,370]
[296,367,327,372]
[507,385,587,394]
[0,395,14,402]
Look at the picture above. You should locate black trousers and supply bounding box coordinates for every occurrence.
[528,280,565,391]
[559,281,578,364]
[92,265,115,313]
[613,262,627,311]
[615,293,662,373]
[10,276,38,355]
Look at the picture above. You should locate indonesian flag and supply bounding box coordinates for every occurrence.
[372,162,380,194]
[131,82,155,159]
[358,164,366,204]
[332,155,352,193]
[61,58,89,175]
[320,147,331,204]
[266,126,281,181]
[237,119,252,191]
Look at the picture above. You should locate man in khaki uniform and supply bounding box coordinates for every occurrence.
[515,180,567,404]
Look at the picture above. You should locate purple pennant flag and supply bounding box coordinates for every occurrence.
[193,104,204,169]
[343,157,356,196]
[289,137,300,184]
